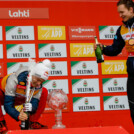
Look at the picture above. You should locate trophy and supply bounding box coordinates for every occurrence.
[47,89,68,129]
[20,58,36,130]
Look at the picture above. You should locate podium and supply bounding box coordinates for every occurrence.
[7,126,129,134]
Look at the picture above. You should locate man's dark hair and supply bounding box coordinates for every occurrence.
[117,0,134,12]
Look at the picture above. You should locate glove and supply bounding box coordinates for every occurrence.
[23,103,32,112]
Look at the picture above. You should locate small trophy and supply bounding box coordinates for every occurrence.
[47,89,68,129]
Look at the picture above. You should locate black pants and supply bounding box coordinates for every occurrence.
[127,57,134,124]
[127,75,134,124]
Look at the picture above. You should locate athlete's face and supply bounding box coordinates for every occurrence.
[117,4,134,22]
[32,76,45,88]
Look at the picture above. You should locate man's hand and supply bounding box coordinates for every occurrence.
[24,103,32,112]
[18,110,28,121]
[94,43,103,50]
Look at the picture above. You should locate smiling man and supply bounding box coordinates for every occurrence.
[94,0,134,124]
[0,59,51,132]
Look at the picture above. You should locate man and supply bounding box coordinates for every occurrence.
[0,59,51,132]
[94,0,134,124]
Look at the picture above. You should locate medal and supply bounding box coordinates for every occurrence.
[128,38,134,45]
[128,23,134,45]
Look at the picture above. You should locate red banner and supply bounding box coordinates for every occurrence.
[69,26,96,40]
[0,8,49,19]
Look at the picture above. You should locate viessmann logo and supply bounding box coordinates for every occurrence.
[69,26,96,40]
[71,28,94,33]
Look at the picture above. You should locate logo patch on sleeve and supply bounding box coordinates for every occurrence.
[114,35,117,40]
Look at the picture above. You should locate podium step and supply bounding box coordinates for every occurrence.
[6,126,129,134]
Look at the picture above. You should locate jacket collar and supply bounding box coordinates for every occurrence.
[122,16,134,28]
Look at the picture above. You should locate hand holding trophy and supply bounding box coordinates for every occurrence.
[47,89,68,129]
[20,58,36,130]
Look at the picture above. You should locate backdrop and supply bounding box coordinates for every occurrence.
[0,1,133,134]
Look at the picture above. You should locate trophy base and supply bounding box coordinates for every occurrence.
[52,124,66,129]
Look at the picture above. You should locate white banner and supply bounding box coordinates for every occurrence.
[7,62,28,74]
[72,79,99,94]
[38,43,67,58]
[73,97,100,112]
[103,96,129,111]
[0,26,2,40]
[0,44,3,59]
[103,78,127,93]
[99,26,119,40]
[43,79,69,94]
[50,61,68,76]
[71,61,98,75]
[6,26,34,40]
[6,44,36,59]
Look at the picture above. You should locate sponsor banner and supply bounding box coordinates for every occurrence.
[50,61,68,76]
[103,96,129,110]
[103,43,127,57]
[69,26,96,40]
[0,44,3,59]
[72,78,99,94]
[43,79,69,94]
[99,26,120,40]
[7,62,28,74]
[0,8,49,19]
[73,97,100,112]
[70,43,95,57]
[6,44,36,59]
[38,26,66,40]
[0,63,4,77]
[38,43,67,58]
[0,26,2,40]
[101,60,127,75]
[71,61,98,75]
[103,78,127,93]
[6,26,34,40]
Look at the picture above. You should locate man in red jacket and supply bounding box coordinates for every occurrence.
[0,59,51,132]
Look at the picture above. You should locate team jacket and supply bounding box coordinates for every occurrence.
[0,66,44,121]
[103,17,134,55]
[102,17,134,74]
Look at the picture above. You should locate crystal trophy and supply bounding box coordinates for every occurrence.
[47,89,68,129]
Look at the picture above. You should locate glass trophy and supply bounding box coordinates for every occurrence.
[47,89,68,129]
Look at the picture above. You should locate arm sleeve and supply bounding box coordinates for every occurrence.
[30,97,39,114]
[4,74,20,121]
[102,26,125,56]
[29,88,42,113]
[4,95,20,121]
